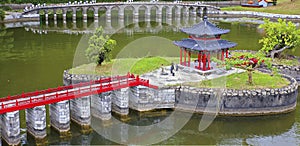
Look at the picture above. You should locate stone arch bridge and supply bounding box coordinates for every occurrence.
[22,2,220,22]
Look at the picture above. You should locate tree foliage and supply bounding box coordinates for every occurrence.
[85,26,116,65]
[0,9,5,21]
[259,18,300,59]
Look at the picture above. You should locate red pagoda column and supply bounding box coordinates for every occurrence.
[203,52,206,71]
[180,48,182,65]
[207,52,211,70]
[217,50,220,60]
[226,48,229,58]
[198,51,201,69]
[221,49,224,61]
[188,51,191,67]
[184,49,187,66]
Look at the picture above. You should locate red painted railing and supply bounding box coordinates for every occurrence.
[0,73,158,114]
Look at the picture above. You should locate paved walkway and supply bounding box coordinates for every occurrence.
[141,65,245,87]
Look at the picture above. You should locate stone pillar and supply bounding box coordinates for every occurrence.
[53,9,57,22]
[72,8,77,23]
[191,8,197,24]
[106,6,112,19]
[54,10,58,28]
[118,6,125,19]
[145,6,151,21]
[118,16,124,28]
[112,88,129,115]
[91,92,112,120]
[191,7,197,17]
[133,7,139,21]
[26,105,47,139]
[50,100,70,133]
[82,7,88,22]
[45,10,49,25]
[175,15,181,28]
[175,6,182,17]
[70,96,91,126]
[184,7,190,17]
[166,6,173,18]
[156,6,163,23]
[1,111,20,145]
[94,7,99,22]
[62,9,67,24]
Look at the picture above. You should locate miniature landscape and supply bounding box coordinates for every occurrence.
[0,0,300,145]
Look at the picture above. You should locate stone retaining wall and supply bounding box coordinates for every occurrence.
[64,69,298,116]
[176,74,298,116]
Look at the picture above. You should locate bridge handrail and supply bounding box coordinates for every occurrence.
[0,72,157,114]
[0,73,135,103]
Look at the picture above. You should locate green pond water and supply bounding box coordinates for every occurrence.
[0,15,300,145]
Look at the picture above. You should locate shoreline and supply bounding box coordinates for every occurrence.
[63,59,299,116]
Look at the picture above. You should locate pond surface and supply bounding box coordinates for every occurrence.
[0,14,300,145]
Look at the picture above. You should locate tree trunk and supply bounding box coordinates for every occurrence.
[270,46,291,60]
[247,69,253,85]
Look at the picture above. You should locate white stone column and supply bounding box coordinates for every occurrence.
[91,92,112,120]
[133,6,139,20]
[1,111,20,145]
[118,6,125,19]
[166,6,173,18]
[72,8,77,23]
[26,105,47,139]
[82,7,88,22]
[50,100,70,132]
[175,6,182,17]
[70,96,91,126]
[145,6,151,22]
[45,10,49,25]
[94,7,99,22]
[62,9,67,24]
[112,88,129,115]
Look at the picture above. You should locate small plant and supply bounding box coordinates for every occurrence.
[85,26,116,66]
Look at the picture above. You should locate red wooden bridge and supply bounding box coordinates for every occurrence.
[0,73,158,114]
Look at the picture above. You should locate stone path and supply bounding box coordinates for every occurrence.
[141,65,245,87]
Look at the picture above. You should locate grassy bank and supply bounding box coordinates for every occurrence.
[221,0,300,15]
[186,71,289,89]
[69,56,179,76]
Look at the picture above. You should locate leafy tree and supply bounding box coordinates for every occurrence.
[0,9,5,21]
[259,18,300,60]
[85,26,116,65]
[214,51,273,85]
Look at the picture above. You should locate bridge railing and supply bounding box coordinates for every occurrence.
[0,73,157,114]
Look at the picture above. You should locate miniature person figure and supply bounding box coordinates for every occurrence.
[161,64,165,74]
[170,63,175,76]
[175,64,179,71]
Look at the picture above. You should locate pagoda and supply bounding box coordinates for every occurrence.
[173,15,237,71]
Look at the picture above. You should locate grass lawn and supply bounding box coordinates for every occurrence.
[221,0,300,15]
[68,56,179,76]
[186,70,289,89]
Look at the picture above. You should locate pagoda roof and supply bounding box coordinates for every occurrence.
[180,19,230,36]
[173,38,237,51]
